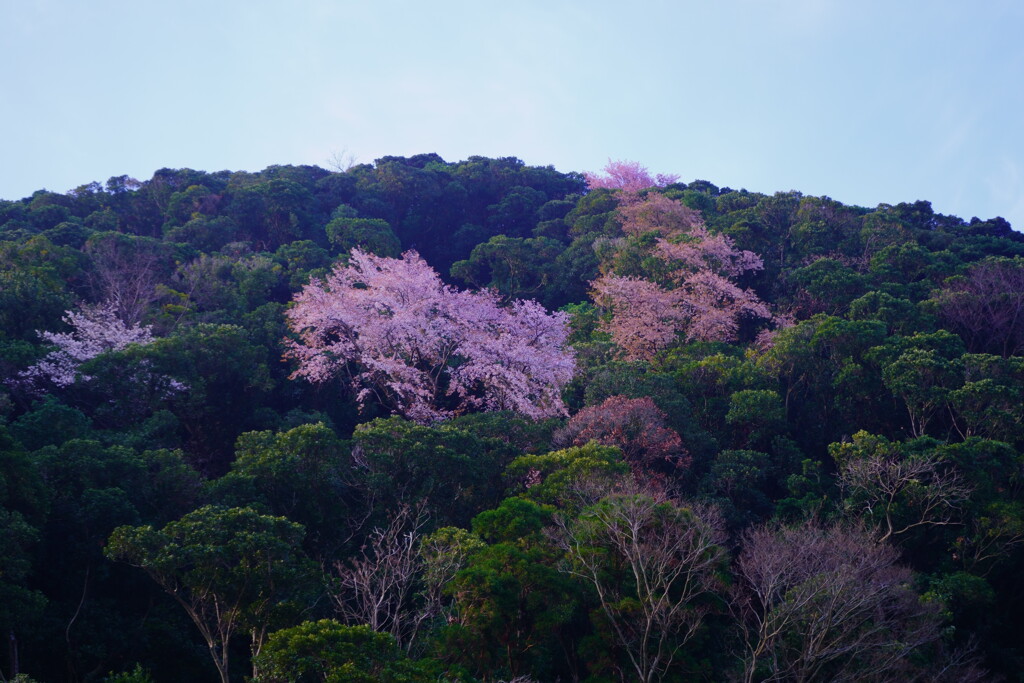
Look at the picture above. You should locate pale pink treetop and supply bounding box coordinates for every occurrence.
[591,189,771,359]
[591,276,689,361]
[751,310,797,353]
[673,270,771,343]
[285,249,575,422]
[655,225,764,278]
[617,192,703,238]
[584,159,679,198]
[19,303,156,391]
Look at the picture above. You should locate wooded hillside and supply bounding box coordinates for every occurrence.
[2,155,1022,681]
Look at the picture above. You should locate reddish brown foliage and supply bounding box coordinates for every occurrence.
[934,257,1024,357]
[555,395,689,473]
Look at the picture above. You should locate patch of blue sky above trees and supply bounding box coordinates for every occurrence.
[2,0,1022,229]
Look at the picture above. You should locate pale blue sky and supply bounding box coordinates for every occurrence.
[3,0,1023,229]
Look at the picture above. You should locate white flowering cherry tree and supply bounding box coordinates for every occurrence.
[19,303,156,393]
[285,249,575,422]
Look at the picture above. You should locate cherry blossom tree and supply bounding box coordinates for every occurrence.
[18,303,156,392]
[654,224,765,277]
[591,275,689,361]
[591,189,770,360]
[284,249,575,422]
[584,159,679,199]
[617,192,703,237]
[592,269,769,360]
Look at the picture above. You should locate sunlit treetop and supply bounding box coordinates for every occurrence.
[584,159,679,197]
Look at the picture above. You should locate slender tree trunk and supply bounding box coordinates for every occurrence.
[8,629,19,679]
[210,642,229,683]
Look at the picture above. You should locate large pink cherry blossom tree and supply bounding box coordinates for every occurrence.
[588,164,771,360]
[284,249,576,422]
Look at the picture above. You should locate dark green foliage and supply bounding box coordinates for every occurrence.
[505,443,628,512]
[0,237,78,341]
[699,448,773,527]
[107,505,317,683]
[349,416,519,529]
[254,621,435,683]
[10,396,95,450]
[450,235,565,306]
[12,440,204,680]
[442,497,580,680]
[2,155,1024,680]
[209,423,352,561]
[325,211,401,258]
[789,258,868,314]
[127,323,276,474]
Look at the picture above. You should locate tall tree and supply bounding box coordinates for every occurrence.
[554,488,726,683]
[592,255,769,360]
[590,185,770,359]
[734,522,944,683]
[106,506,314,683]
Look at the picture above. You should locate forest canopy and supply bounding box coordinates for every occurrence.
[1,155,1022,682]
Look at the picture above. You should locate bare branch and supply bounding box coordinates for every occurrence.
[553,485,726,683]
[734,521,943,683]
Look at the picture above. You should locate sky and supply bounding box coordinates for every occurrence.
[3,0,1023,229]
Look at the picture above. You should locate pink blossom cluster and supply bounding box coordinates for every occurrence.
[19,304,156,392]
[591,276,689,361]
[751,310,797,353]
[655,225,764,278]
[617,192,703,237]
[593,271,770,359]
[285,249,576,422]
[589,177,771,360]
[584,159,679,199]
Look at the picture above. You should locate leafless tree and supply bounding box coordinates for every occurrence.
[734,521,943,683]
[327,148,358,173]
[553,485,727,682]
[329,504,428,650]
[933,256,1024,357]
[834,437,972,543]
[85,233,166,325]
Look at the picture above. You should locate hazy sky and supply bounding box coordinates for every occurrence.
[3,0,1023,229]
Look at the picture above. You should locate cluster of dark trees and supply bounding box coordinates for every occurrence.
[1,154,1023,682]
